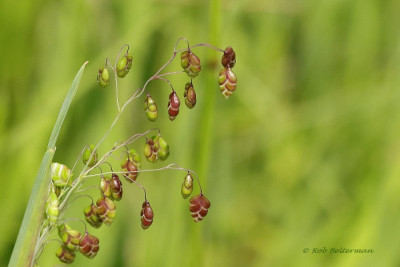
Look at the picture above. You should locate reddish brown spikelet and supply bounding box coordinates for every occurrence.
[110,173,123,200]
[122,161,139,182]
[140,201,154,229]
[189,194,211,222]
[184,82,197,109]
[168,91,180,121]
[218,68,237,98]
[221,46,236,68]
[79,232,100,258]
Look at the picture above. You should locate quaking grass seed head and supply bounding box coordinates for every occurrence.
[140,201,154,230]
[121,149,141,182]
[100,176,112,198]
[83,144,98,167]
[189,194,211,222]
[155,135,169,160]
[84,203,103,229]
[50,163,72,187]
[96,196,116,226]
[144,137,158,162]
[221,46,236,68]
[184,81,196,109]
[56,245,76,264]
[181,50,201,78]
[168,90,180,121]
[97,65,110,88]
[45,191,59,224]
[218,67,237,98]
[110,173,123,201]
[79,232,100,258]
[116,53,133,78]
[181,173,194,199]
[144,94,158,122]
[58,224,81,251]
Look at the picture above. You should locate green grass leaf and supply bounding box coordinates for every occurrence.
[8,61,88,267]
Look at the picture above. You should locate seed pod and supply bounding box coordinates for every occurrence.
[110,173,123,201]
[184,81,197,109]
[189,194,211,222]
[181,50,201,78]
[97,65,110,88]
[84,203,103,229]
[50,163,72,187]
[96,196,116,226]
[121,149,141,182]
[181,173,194,199]
[144,94,158,121]
[58,224,81,251]
[144,137,158,162]
[122,161,139,182]
[218,68,237,99]
[221,46,236,68]
[83,144,98,167]
[116,53,133,78]
[79,232,100,258]
[45,191,59,224]
[140,201,154,230]
[168,90,180,121]
[56,245,76,264]
[155,135,170,160]
[100,176,112,198]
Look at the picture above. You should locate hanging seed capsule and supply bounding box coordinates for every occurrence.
[58,224,81,251]
[100,176,112,198]
[184,82,197,109]
[140,201,154,230]
[56,245,76,264]
[83,144,98,167]
[144,137,158,162]
[181,173,194,199]
[79,232,100,258]
[181,50,201,78]
[97,65,110,88]
[84,203,103,228]
[218,68,237,99]
[110,173,123,201]
[96,196,116,226]
[51,163,72,187]
[144,94,158,121]
[155,135,170,160]
[221,46,236,68]
[116,53,133,78]
[189,194,211,222]
[45,191,59,224]
[121,149,141,182]
[168,90,180,121]
[122,161,139,182]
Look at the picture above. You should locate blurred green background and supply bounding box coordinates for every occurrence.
[1,0,400,266]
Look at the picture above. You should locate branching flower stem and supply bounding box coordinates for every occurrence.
[34,37,224,262]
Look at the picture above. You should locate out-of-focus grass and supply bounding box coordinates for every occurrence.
[2,0,400,266]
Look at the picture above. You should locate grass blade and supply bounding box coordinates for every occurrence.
[8,61,88,267]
